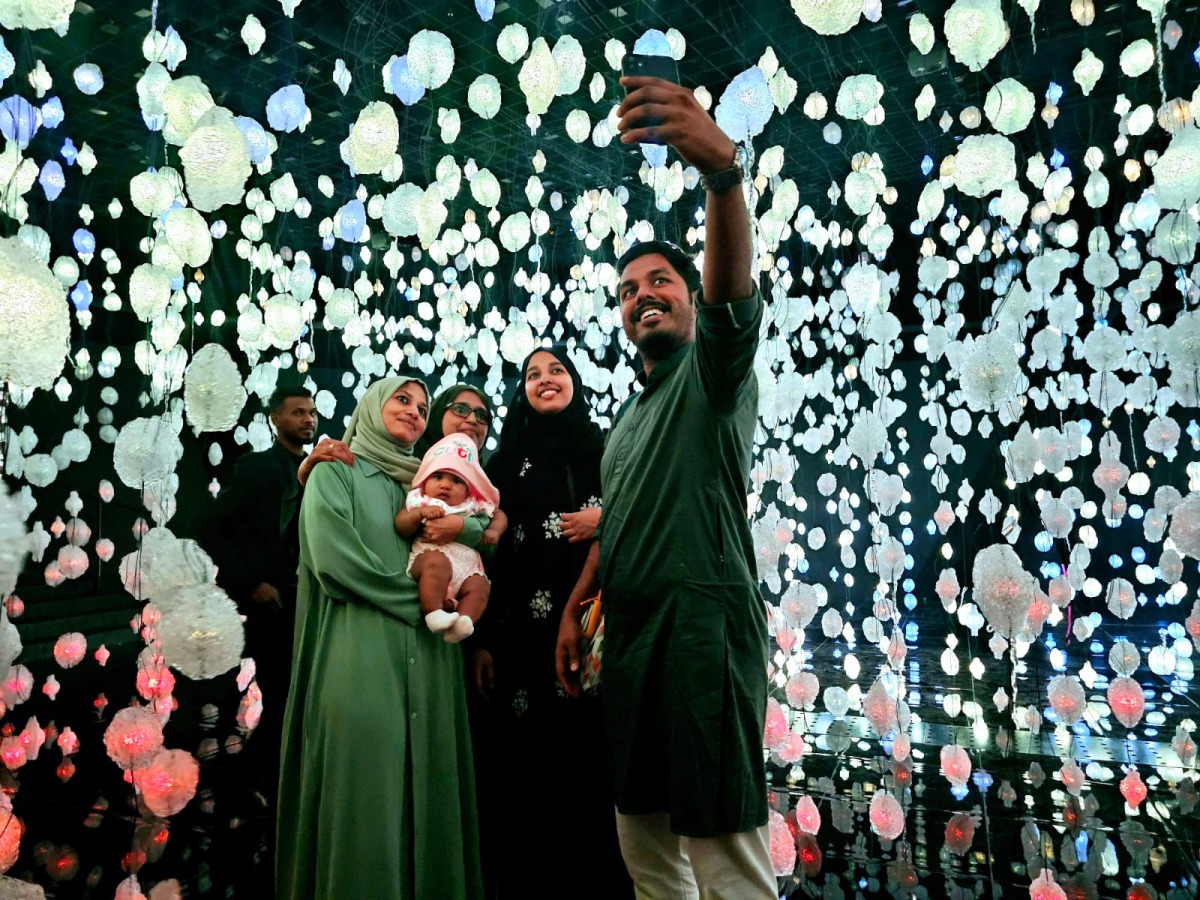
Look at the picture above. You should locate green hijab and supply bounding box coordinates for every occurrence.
[342,375,427,488]
[415,382,492,456]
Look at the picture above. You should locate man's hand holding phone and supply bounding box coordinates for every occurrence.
[617,55,736,176]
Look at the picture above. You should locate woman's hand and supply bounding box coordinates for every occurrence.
[298,439,354,487]
[420,513,464,544]
[560,507,601,543]
[472,649,495,698]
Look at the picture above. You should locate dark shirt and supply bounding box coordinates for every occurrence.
[598,288,768,838]
[200,441,304,609]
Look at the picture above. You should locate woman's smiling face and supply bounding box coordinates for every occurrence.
[382,382,429,445]
[441,389,490,448]
[524,351,574,415]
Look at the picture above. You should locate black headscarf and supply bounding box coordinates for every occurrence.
[490,345,604,480]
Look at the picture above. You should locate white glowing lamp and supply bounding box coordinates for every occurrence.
[1152,126,1200,210]
[1120,39,1155,77]
[497,23,529,64]
[984,78,1034,134]
[789,0,861,35]
[909,12,935,54]
[552,34,586,96]
[346,101,399,176]
[179,107,251,212]
[164,207,212,267]
[407,30,454,89]
[467,74,502,120]
[519,38,558,116]
[161,75,215,147]
[241,14,265,54]
[944,0,1008,73]
[184,344,247,432]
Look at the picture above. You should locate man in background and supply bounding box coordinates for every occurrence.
[200,385,315,807]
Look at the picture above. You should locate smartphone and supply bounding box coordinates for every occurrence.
[621,52,679,86]
[621,54,679,145]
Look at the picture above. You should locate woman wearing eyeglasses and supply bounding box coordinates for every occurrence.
[473,345,631,898]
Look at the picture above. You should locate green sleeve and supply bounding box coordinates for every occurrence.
[457,511,489,549]
[693,288,763,414]
[300,463,420,626]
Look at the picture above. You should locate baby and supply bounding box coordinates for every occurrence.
[396,434,502,643]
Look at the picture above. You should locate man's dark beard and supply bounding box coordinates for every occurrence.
[636,328,688,362]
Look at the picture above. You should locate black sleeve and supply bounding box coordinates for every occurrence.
[197,454,264,602]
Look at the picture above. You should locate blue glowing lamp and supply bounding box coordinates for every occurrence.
[73,64,104,95]
[72,229,96,255]
[70,281,93,311]
[266,84,308,133]
[39,160,65,200]
[385,56,426,106]
[475,0,495,21]
[235,116,271,164]
[0,95,40,148]
[715,68,774,143]
[632,30,672,57]
[336,199,366,242]
[41,97,64,128]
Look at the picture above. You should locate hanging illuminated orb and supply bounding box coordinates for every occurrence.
[767,809,796,877]
[0,0,75,31]
[971,544,1034,640]
[178,107,252,212]
[104,706,165,770]
[959,331,1020,410]
[161,75,215,146]
[467,74,502,120]
[138,749,200,817]
[1047,674,1086,725]
[952,133,1017,197]
[713,67,776,142]
[835,73,883,121]
[407,30,454,89]
[1168,492,1200,559]
[940,745,972,788]
[983,78,1035,134]
[518,37,558,116]
[156,583,245,679]
[1120,769,1148,809]
[0,236,70,390]
[1029,870,1067,900]
[944,0,1009,73]
[1107,676,1146,727]
[113,417,183,489]
[0,485,27,617]
[345,100,399,176]
[183,344,247,432]
[0,794,21,874]
[869,791,905,840]
[496,22,529,64]
[52,632,86,668]
[1151,125,1200,210]
[789,0,862,35]
[944,813,974,855]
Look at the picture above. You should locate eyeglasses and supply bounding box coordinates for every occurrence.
[446,401,491,425]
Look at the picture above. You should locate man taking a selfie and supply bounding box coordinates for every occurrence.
[557,66,774,898]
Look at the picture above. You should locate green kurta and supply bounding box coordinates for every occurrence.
[277,458,485,900]
[598,289,768,839]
